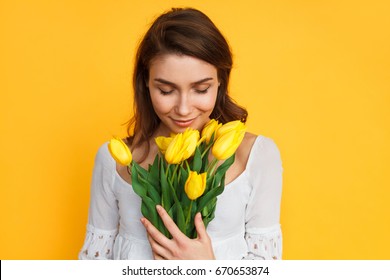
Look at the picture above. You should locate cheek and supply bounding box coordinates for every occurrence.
[150,94,172,115]
[196,92,218,111]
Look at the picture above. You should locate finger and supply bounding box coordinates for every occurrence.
[153,254,165,260]
[141,217,171,248]
[147,233,171,260]
[156,205,186,240]
[151,247,165,260]
[194,212,208,240]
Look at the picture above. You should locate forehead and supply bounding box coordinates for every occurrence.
[149,54,217,83]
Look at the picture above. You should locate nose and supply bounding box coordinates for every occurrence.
[175,93,191,116]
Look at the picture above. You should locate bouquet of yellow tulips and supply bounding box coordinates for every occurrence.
[108,119,246,238]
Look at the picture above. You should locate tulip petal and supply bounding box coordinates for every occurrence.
[108,137,132,165]
[202,119,221,144]
[212,121,246,160]
[185,171,207,200]
[155,136,173,154]
[165,133,183,164]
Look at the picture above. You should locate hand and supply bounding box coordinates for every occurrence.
[141,205,216,260]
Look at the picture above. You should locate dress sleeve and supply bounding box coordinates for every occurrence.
[78,143,119,260]
[243,136,283,260]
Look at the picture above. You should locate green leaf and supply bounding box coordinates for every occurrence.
[211,172,223,190]
[171,166,179,191]
[178,166,188,201]
[203,212,215,228]
[147,155,160,188]
[141,196,158,227]
[201,152,209,173]
[209,131,216,146]
[131,164,146,197]
[160,157,172,210]
[157,216,169,238]
[163,165,186,234]
[167,173,182,210]
[175,202,186,234]
[181,186,191,207]
[209,154,234,189]
[180,165,189,181]
[214,154,235,177]
[201,198,216,217]
[168,163,176,178]
[197,141,205,154]
[201,197,217,228]
[192,200,198,218]
[139,176,161,204]
[186,222,196,238]
[197,183,225,211]
[167,204,175,219]
[192,146,202,172]
[135,162,149,179]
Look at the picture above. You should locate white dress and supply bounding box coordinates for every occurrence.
[79,135,283,260]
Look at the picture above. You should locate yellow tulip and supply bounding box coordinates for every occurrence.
[212,121,246,160]
[165,128,200,164]
[108,137,132,165]
[155,136,173,154]
[201,119,222,144]
[185,171,207,200]
[216,120,244,138]
[182,128,200,159]
[165,133,184,164]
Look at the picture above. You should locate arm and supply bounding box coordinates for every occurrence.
[244,137,283,260]
[79,144,119,260]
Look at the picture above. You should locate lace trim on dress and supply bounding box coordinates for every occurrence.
[78,224,118,260]
[242,225,282,260]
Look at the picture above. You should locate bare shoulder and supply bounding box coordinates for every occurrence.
[236,132,258,167]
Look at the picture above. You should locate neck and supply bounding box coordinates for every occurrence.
[153,123,172,138]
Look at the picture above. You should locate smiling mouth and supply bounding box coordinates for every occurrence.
[171,118,195,127]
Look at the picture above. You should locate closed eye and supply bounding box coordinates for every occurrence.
[195,86,210,94]
[159,88,174,95]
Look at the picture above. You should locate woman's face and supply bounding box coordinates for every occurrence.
[148,54,219,134]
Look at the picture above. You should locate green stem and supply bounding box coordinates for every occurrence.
[178,162,185,183]
[185,160,191,173]
[165,163,170,177]
[162,163,171,210]
[167,164,180,186]
[201,144,212,158]
[169,183,179,201]
[173,164,179,177]
[207,158,219,176]
[186,200,193,226]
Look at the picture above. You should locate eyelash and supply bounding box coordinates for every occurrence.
[159,89,174,95]
[195,86,210,94]
[158,86,210,95]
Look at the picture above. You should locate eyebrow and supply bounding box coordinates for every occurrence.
[153,77,214,86]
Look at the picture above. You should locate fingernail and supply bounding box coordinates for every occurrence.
[156,205,162,212]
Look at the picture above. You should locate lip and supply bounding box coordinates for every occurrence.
[171,118,195,128]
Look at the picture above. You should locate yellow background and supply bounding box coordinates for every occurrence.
[1,0,389,259]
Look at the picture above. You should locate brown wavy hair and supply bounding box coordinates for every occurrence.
[127,8,248,160]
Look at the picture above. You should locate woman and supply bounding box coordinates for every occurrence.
[79,7,283,260]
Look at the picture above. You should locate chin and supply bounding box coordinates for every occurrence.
[169,126,195,134]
